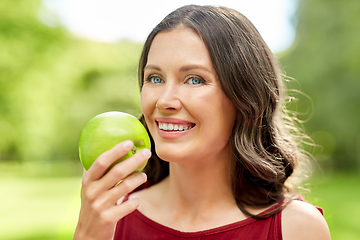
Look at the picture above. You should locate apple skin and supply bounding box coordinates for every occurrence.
[79,111,151,172]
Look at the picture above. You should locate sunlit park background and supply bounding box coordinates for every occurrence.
[0,0,360,239]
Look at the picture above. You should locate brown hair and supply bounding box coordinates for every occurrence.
[138,5,308,218]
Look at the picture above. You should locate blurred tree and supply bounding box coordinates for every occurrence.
[279,0,360,170]
[0,0,142,163]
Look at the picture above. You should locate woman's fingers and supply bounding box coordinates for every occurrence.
[81,140,151,207]
[85,140,134,182]
[75,140,151,240]
[101,197,141,223]
[98,148,150,190]
[95,172,147,209]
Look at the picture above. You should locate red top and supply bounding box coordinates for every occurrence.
[114,196,323,240]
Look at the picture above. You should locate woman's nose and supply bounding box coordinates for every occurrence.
[156,84,182,111]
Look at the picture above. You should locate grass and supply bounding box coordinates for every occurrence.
[0,161,82,240]
[0,176,81,240]
[0,162,359,240]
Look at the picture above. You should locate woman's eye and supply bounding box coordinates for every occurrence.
[148,76,162,83]
[186,77,204,85]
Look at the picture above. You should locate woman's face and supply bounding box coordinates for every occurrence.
[141,27,236,164]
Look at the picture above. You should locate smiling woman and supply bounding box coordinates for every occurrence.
[73,5,330,240]
[141,27,236,164]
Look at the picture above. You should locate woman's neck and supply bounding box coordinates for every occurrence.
[164,158,234,212]
[152,147,244,228]
[134,144,246,231]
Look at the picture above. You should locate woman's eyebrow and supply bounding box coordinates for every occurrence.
[179,64,212,73]
[144,64,161,71]
[144,64,213,73]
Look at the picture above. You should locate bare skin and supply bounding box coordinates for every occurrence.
[138,26,243,232]
[282,200,331,240]
[73,140,150,240]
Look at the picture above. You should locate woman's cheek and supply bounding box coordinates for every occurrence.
[140,87,152,113]
[140,87,157,129]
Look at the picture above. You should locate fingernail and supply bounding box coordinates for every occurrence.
[123,140,134,150]
[117,196,125,205]
[141,172,147,182]
[141,148,151,158]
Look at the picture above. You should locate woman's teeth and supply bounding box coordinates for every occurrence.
[158,123,193,131]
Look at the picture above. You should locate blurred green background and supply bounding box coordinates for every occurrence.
[0,0,359,239]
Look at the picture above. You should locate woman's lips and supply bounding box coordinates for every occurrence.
[157,122,195,131]
[154,117,196,139]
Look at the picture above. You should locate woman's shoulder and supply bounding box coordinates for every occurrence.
[281,200,330,240]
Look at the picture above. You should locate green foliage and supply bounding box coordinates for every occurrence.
[0,1,143,163]
[279,0,360,170]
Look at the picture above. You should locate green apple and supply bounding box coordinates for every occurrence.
[79,111,151,172]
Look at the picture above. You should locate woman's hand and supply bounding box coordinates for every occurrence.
[73,140,151,240]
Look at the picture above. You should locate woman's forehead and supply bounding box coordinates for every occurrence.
[146,27,213,69]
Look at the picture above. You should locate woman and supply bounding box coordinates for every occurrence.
[74,5,330,240]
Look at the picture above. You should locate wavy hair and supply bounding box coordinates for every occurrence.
[138,5,309,218]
